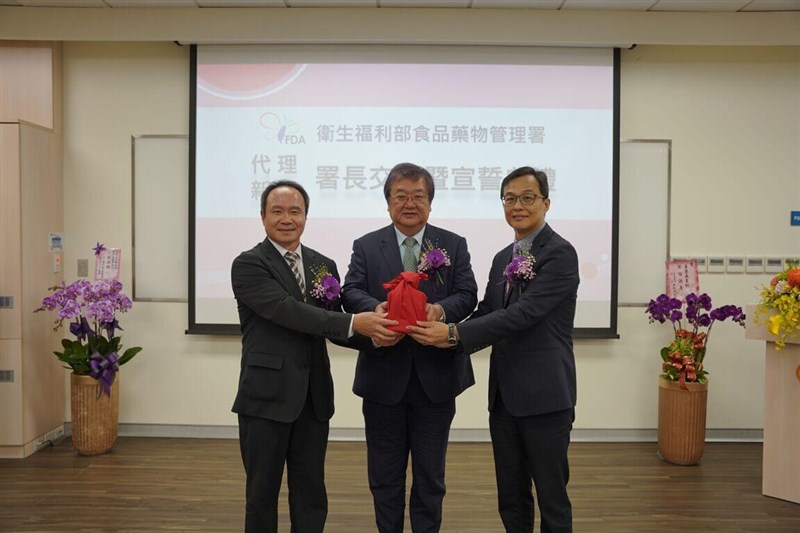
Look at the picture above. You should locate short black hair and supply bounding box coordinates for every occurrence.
[383,163,435,203]
[500,166,549,198]
[260,180,310,216]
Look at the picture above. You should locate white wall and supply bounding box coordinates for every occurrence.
[37,7,799,434]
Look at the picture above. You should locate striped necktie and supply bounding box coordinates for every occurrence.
[284,251,306,301]
[402,237,418,272]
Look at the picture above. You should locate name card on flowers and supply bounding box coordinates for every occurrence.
[666,259,699,300]
[95,248,122,281]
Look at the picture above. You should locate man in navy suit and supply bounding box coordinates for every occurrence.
[231,180,397,533]
[409,167,579,533]
[341,163,478,533]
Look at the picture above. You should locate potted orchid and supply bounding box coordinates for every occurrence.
[35,278,141,396]
[646,293,745,388]
[34,244,141,455]
[645,292,745,465]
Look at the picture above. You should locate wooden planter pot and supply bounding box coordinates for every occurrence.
[70,373,119,456]
[657,378,708,465]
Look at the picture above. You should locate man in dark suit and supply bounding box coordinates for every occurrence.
[341,163,478,533]
[231,180,397,533]
[408,167,579,533]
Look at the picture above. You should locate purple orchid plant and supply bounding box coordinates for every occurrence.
[309,265,342,310]
[646,292,745,388]
[417,241,451,285]
[35,274,141,397]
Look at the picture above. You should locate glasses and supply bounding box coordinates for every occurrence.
[391,194,429,205]
[501,194,543,206]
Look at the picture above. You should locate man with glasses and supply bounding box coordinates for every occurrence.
[409,166,579,533]
[342,162,478,533]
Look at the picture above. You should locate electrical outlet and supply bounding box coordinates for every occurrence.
[726,257,744,273]
[692,257,708,273]
[33,437,45,452]
[765,257,784,273]
[746,257,765,273]
[707,257,726,273]
[54,426,64,440]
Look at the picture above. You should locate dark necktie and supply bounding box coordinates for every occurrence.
[284,250,306,301]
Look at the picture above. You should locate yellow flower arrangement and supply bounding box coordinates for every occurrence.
[755,263,800,349]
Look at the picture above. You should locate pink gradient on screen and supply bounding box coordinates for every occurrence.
[197,64,612,109]
[196,217,611,303]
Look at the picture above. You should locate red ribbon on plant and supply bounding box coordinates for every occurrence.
[663,350,703,390]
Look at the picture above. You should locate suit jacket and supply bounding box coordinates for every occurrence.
[457,223,579,417]
[342,223,478,405]
[231,238,352,424]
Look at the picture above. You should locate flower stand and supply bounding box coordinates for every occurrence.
[70,373,119,456]
[657,378,708,465]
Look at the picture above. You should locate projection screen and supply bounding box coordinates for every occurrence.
[190,44,619,337]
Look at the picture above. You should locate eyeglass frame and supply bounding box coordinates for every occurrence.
[501,193,545,206]
[390,194,430,205]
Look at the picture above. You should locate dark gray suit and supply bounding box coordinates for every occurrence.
[458,223,579,533]
[231,238,352,533]
[342,223,478,533]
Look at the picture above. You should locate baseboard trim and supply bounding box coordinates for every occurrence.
[63,423,763,443]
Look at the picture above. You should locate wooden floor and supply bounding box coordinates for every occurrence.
[1,439,798,532]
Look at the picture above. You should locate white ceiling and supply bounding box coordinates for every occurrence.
[1,0,799,11]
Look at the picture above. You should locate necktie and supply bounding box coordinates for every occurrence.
[284,251,306,301]
[402,237,418,272]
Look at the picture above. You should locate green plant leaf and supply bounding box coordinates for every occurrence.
[117,346,142,366]
[660,347,670,362]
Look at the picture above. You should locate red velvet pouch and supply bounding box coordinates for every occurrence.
[382,272,429,333]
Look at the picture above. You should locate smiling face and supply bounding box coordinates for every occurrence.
[387,176,432,236]
[502,174,550,240]
[261,186,306,251]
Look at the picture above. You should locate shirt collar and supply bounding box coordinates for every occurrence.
[268,238,303,261]
[394,225,426,247]
[515,222,546,252]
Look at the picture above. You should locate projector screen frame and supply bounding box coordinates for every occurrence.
[186,44,621,339]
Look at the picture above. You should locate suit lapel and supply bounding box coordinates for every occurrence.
[500,243,515,308]
[419,225,441,297]
[302,245,317,304]
[378,225,404,278]
[258,239,305,302]
[529,223,553,259]
[504,224,554,307]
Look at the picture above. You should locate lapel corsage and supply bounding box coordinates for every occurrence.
[501,243,536,294]
[417,240,451,286]
[309,264,341,309]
